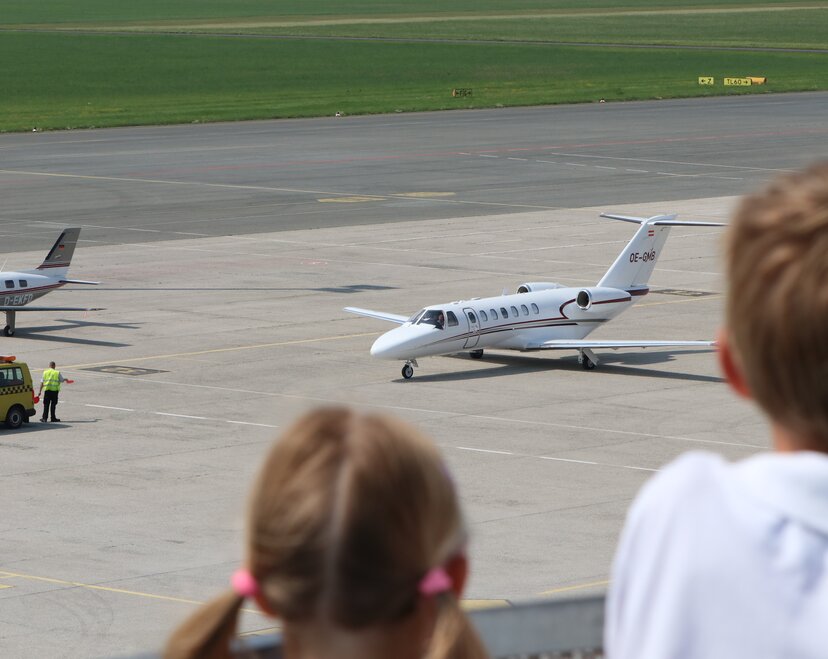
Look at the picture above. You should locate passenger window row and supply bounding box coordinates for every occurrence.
[477,303,540,321]
[4,280,28,289]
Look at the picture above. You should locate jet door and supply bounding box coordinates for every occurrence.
[462,308,480,348]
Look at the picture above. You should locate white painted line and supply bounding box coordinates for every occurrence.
[155,412,208,420]
[479,154,499,158]
[460,447,656,473]
[564,162,587,167]
[86,404,135,412]
[507,157,528,161]
[710,176,744,181]
[535,159,559,164]
[625,168,648,173]
[593,165,617,170]
[540,456,598,465]
[656,172,698,177]
[552,151,792,174]
[457,446,513,455]
[72,377,763,450]
[226,420,280,428]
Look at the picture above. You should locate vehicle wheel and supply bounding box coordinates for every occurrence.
[3,326,13,337]
[401,364,414,379]
[469,349,484,359]
[582,356,596,370]
[5,405,25,429]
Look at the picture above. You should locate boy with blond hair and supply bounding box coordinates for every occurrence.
[606,163,828,658]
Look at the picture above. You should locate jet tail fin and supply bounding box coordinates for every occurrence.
[34,228,82,274]
[597,213,724,290]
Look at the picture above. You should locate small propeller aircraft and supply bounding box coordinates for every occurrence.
[345,212,723,379]
[1,228,101,336]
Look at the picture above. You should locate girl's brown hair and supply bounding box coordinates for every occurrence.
[166,407,489,659]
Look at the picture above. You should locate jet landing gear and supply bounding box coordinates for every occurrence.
[469,349,484,359]
[401,359,418,380]
[578,348,598,370]
[3,311,16,337]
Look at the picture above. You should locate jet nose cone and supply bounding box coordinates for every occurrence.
[370,331,398,359]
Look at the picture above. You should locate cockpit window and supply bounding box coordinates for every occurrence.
[446,311,458,327]
[408,309,426,324]
[417,309,445,329]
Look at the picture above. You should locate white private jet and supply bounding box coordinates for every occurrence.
[1,228,101,336]
[345,213,723,379]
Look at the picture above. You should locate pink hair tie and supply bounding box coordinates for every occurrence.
[231,568,259,599]
[419,567,452,596]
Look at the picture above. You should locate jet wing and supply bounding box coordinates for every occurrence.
[527,339,716,351]
[344,307,408,325]
[0,306,104,312]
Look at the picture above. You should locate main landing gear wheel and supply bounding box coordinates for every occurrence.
[2,326,14,337]
[401,363,414,380]
[469,349,484,359]
[581,356,596,370]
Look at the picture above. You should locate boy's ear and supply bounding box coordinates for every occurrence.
[446,553,468,598]
[717,328,751,399]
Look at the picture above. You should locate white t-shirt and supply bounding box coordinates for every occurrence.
[606,450,828,659]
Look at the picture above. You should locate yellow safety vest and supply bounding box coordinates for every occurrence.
[43,368,61,392]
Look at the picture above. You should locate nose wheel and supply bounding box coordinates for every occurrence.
[401,360,417,380]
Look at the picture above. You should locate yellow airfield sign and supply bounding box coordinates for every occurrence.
[724,77,752,86]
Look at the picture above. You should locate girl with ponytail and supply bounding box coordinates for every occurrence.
[165,407,489,659]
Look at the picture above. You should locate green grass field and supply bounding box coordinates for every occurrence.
[2,1,826,132]
[3,1,818,25]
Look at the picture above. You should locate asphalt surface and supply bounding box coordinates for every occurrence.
[2,92,827,252]
[0,93,826,658]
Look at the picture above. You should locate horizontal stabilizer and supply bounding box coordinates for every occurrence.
[0,306,104,312]
[527,339,716,351]
[59,278,100,285]
[344,307,408,325]
[599,213,647,224]
[651,220,725,227]
[601,212,725,227]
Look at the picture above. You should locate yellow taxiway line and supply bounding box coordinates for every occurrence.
[539,579,610,596]
[64,331,380,370]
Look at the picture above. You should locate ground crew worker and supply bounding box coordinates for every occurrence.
[38,361,65,422]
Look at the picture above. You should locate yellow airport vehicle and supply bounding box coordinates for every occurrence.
[0,356,37,429]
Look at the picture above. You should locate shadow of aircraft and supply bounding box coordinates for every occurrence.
[97,284,396,294]
[395,349,722,384]
[6,319,141,347]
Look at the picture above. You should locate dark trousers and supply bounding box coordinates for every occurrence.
[42,390,59,421]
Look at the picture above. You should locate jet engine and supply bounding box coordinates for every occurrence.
[575,287,631,311]
[516,282,563,294]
